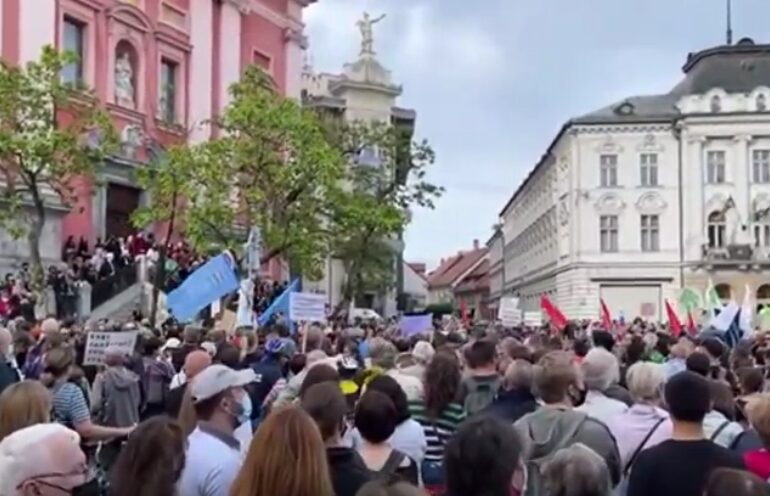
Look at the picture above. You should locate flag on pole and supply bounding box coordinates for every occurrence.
[725,308,744,348]
[710,301,740,332]
[704,278,723,317]
[740,283,754,339]
[599,299,613,331]
[686,311,698,335]
[257,278,299,327]
[665,299,683,338]
[540,295,568,329]
[167,253,240,322]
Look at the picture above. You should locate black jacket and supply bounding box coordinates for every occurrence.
[0,360,20,395]
[327,447,372,496]
[485,388,538,423]
[165,382,187,418]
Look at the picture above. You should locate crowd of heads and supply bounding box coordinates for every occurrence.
[2,309,770,495]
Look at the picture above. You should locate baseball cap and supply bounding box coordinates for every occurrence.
[161,338,181,351]
[190,364,256,404]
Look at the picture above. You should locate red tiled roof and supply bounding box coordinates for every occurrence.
[454,259,490,293]
[427,248,487,289]
[406,262,428,281]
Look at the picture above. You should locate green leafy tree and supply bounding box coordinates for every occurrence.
[132,144,198,325]
[327,120,442,314]
[142,67,345,279]
[0,46,116,292]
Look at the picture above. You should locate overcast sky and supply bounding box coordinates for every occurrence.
[304,0,770,269]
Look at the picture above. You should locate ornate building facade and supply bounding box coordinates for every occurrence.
[497,39,770,321]
[0,0,313,277]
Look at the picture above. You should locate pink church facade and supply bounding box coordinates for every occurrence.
[0,0,313,280]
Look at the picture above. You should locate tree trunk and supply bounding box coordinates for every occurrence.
[150,193,177,328]
[27,185,47,318]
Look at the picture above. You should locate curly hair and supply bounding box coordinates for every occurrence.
[423,351,461,418]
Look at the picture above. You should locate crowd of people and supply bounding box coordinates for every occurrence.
[2,312,770,496]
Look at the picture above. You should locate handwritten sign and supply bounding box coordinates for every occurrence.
[83,331,139,366]
[523,311,544,327]
[290,292,327,322]
[498,297,522,327]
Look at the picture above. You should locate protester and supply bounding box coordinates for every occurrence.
[355,390,419,484]
[606,361,671,469]
[444,415,525,496]
[232,406,335,496]
[352,374,426,465]
[399,341,434,381]
[485,359,537,423]
[110,417,187,496]
[0,327,20,394]
[576,347,629,425]
[409,351,466,494]
[140,336,175,419]
[250,337,291,419]
[458,339,501,415]
[369,337,424,401]
[542,443,612,496]
[301,381,372,496]
[0,423,93,496]
[22,317,60,380]
[0,380,51,441]
[178,364,256,496]
[355,479,427,496]
[298,363,340,400]
[515,351,621,492]
[627,371,745,496]
[743,394,770,479]
[663,340,692,379]
[704,468,770,496]
[166,350,211,417]
[704,379,744,448]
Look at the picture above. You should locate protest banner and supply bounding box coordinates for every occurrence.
[400,314,433,336]
[523,310,544,327]
[498,297,522,326]
[83,331,139,366]
[290,292,327,322]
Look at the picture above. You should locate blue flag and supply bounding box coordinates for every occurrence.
[725,308,743,348]
[167,254,239,322]
[257,278,299,327]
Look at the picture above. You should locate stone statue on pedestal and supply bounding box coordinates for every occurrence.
[115,53,135,108]
[357,12,386,56]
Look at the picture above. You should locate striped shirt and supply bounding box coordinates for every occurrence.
[409,400,465,462]
[51,382,90,428]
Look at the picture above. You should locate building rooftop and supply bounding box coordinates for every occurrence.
[428,247,487,289]
[454,258,490,294]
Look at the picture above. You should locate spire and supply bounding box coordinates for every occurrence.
[726,0,733,45]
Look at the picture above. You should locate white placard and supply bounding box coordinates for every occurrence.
[290,292,327,322]
[523,311,544,327]
[83,331,139,366]
[498,297,522,326]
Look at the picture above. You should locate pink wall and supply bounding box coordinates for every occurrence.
[241,11,287,93]
[2,0,20,63]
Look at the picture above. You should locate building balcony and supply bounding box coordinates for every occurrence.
[700,243,770,269]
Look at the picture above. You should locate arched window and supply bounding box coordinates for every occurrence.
[708,211,726,248]
[710,95,722,113]
[757,284,770,313]
[715,283,732,302]
[757,94,767,112]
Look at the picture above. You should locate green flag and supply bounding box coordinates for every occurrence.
[679,287,701,312]
[704,278,722,310]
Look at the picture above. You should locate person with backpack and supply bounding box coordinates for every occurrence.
[514,351,621,496]
[140,336,175,419]
[458,339,501,416]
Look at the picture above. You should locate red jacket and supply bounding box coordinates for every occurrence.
[744,449,770,479]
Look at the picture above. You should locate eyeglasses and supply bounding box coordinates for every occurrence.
[17,468,88,492]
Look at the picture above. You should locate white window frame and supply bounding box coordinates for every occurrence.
[600,215,619,253]
[706,151,726,184]
[753,149,770,184]
[640,214,660,252]
[600,154,618,188]
[640,153,658,187]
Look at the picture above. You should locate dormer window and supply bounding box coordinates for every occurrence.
[757,94,767,112]
[710,95,722,113]
[615,101,635,116]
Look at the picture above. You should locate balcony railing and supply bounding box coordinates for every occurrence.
[700,243,770,266]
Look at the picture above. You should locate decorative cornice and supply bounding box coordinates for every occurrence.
[575,123,672,135]
[594,192,626,215]
[635,192,668,215]
[284,28,309,49]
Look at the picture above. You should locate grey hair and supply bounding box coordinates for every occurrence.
[369,338,397,370]
[542,443,612,496]
[626,361,665,403]
[504,359,533,391]
[581,347,620,391]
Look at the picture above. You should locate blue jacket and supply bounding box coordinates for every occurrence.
[0,359,21,395]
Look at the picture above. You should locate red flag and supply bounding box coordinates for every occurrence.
[686,311,697,335]
[600,299,613,331]
[540,295,568,329]
[665,299,683,338]
[459,299,469,327]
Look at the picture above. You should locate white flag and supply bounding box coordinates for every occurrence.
[740,283,754,337]
[710,301,740,332]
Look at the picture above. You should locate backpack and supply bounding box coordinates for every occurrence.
[142,359,172,406]
[522,414,587,496]
[463,376,501,415]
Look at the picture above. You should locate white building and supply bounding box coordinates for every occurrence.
[300,22,416,317]
[498,38,770,321]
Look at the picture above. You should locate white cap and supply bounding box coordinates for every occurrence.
[162,338,181,351]
[190,364,256,404]
[201,341,217,357]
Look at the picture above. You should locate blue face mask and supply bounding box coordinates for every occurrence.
[238,394,252,426]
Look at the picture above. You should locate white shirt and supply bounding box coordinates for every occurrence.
[387,369,424,402]
[170,371,187,390]
[179,426,242,496]
[575,390,628,426]
[703,410,744,448]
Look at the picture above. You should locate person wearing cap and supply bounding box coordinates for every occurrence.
[179,364,256,496]
[250,338,290,421]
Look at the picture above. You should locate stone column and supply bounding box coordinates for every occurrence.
[734,134,752,227]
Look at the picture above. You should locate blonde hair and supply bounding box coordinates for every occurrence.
[0,381,52,441]
[746,394,770,447]
[231,407,334,496]
[626,362,666,403]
